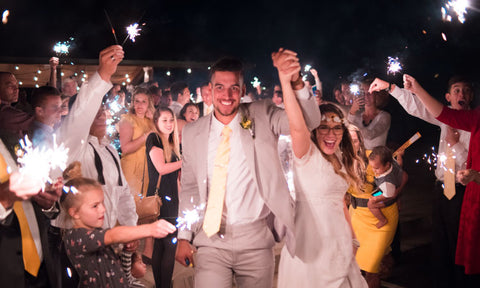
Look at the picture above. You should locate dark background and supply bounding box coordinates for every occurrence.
[1,0,479,155]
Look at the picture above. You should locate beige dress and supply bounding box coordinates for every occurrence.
[119,113,155,198]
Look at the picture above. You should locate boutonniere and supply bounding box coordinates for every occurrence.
[240,115,255,138]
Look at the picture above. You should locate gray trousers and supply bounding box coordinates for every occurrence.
[193,219,276,288]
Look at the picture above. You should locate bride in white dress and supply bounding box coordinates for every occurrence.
[272,49,367,288]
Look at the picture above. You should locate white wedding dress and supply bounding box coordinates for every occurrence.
[278,141,367,288]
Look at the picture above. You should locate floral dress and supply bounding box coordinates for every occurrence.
[64,228,128,287]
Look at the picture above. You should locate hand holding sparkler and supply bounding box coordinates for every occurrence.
[457,169,480,185]
[271,48,301,84]
[31,177,63,210]
[175,239,196,267]
[369,78,392,94]
[2,171,43,203]
[98,45,124,82]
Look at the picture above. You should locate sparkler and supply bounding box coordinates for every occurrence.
[304,64,312,72]
[442,0,470,23]
[251,77,261,88]
[176,202,206,231]
[349,83,360,95]
[16,135,69,190]
[2,9,9,24]
[104,9,119,45]
[53,37,74,56]
[387,56,403,75]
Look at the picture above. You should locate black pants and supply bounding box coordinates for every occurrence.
[152,234,177,288]
[432,181,467,288]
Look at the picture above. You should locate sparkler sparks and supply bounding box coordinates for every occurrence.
[442,0,470,23]
[53,38,74,55]
[176,203,205,231]
[304,64,312,72]
[349,83,360,95]
[251,77,261,88]
[387,56,403,75]
[125,23,142,43]
[16,135,69,190]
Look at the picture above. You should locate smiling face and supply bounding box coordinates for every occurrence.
[71,188,106,230]
[156,110,175,136]
[446,82,473,110]
[211,71,245,124]
[183,105,199,123]
[315,112,344,155]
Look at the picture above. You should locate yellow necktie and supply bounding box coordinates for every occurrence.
[206,106,212,115]
[13,202,41,277]
[203,126,232,237]
[444,146,456,200]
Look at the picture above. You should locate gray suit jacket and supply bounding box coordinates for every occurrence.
[178,87,320,255]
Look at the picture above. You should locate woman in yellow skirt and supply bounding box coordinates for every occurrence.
[347,125,399,288]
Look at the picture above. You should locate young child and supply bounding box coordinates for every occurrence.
[61,177,176,288]
[367,146,407,228]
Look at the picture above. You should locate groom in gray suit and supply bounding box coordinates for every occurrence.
[175,49,320,287]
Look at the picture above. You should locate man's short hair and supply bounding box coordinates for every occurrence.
[368,146,393,166]
[148,85,161,96]
[447,75,473,92]
[31,86,61,108]
[200,81,210,89]
[0,71,13,82]
[170,82,188,101]
[209,57,244,81]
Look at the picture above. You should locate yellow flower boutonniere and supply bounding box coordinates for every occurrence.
[240,115,255,138]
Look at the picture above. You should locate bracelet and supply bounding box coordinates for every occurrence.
[385,83,392,93]
[291,73,303,87]
[352,238,360,248]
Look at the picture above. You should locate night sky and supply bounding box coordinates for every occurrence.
[1,0,480,149]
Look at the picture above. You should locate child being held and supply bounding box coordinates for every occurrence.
[367,146,407,229]
[61,177,176,288]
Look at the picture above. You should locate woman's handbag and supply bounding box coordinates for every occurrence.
[135,151,162,224]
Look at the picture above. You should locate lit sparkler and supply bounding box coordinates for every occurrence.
[251,77,261,88]
[53,37,74,56]
[2,9,9,24]
[16,135,69,190]
[442,0,470,24]
[349,83,360,95]
[176,203,206,231]
[387,56,403,75]
[121,23,145,46]
[304,64,312,72]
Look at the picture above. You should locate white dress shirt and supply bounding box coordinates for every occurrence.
[208,113,269,225]
[390,88,470,182]
[347,110,391,150]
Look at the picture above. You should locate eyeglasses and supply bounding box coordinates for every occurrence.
[317,125,344,135]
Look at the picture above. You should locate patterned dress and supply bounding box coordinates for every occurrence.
[64,228,128,287]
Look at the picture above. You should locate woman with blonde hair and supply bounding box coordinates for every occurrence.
[119,87,156,198]
[145,107,182,288]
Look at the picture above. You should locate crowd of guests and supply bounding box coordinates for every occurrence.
[0,44,479,288]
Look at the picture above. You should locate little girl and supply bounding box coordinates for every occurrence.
[367,146,407,228]
[61,177,176,288]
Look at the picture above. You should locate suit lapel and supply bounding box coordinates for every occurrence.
[238,106,259,190]
[194,114,211,199]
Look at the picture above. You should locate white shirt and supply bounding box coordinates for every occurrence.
[203,103,213,116]
[51,73,137,228]
[208,113,269,225]
[347,110,391,150]
[390,88,470,182]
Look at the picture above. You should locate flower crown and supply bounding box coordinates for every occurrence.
[321,114,344,124]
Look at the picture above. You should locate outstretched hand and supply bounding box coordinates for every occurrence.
[402,74,423,95]
[150,219,177,238]
[369,78,390,94]
[98,45,124,82]
[272,48,301,83]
